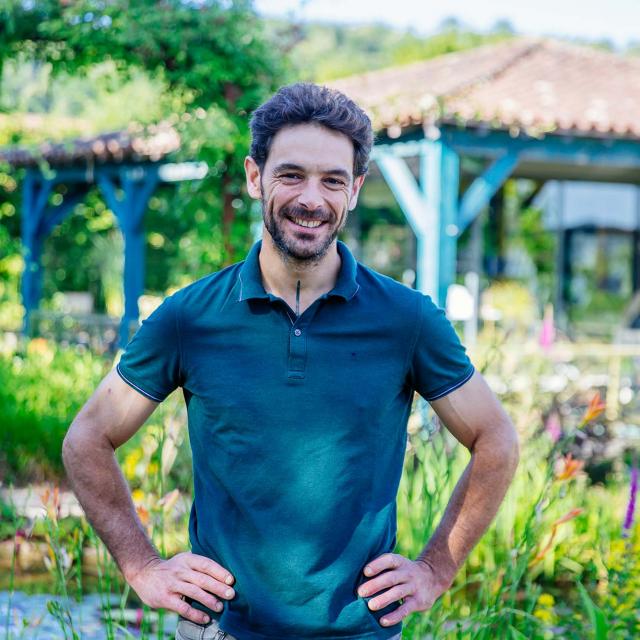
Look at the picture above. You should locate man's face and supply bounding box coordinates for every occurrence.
[245,123,365,262]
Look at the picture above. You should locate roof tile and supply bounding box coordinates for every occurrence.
[331,38,640,139]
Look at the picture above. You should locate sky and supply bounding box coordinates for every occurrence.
[254,0,640,49]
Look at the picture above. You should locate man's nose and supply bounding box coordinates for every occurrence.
[297,179,324,212]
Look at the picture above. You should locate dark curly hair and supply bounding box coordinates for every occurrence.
[249,83,374,178]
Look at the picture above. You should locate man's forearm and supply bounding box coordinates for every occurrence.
[416,430,519,586]
[62,427,160,582]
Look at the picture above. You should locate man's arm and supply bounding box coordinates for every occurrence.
[357,371,519,627]
[62,368,236,624]
[415,370,519,581]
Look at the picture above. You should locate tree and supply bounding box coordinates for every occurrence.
[0,0,291,295]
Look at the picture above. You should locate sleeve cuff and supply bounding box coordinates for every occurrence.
[424,364,475,402]
[116,363,166,403]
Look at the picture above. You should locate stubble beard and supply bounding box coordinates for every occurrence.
[262,199,347,266]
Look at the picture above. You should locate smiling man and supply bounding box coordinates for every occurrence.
[62,83,519,640]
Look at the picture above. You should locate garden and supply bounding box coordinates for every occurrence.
[1,326,638,639]
[1,1,640,638]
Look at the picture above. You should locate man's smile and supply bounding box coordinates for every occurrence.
[287,216,327,230]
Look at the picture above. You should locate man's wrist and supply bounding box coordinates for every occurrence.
[122,553,162,585]
[415,551,458,590]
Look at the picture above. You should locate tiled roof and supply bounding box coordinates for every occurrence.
[0,122,180,168]
[330,38,640,139]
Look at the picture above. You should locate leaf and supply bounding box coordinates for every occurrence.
[577,581,609,640]
[508,624,529,639]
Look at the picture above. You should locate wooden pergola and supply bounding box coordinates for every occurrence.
[331,37,640,319]
[1,123,205,346]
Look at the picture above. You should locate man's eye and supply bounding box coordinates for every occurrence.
[281,173,302,180]
[325,178,345,186]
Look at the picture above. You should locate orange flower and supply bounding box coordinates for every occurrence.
[529,508,584,566]
[554,453,585,481]
[40,485,61,523]
[27,337,50,354]
[136,504,150,527]
[579,392,605,427]
[551,507,584,526]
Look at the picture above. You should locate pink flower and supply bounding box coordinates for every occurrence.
[545,411,562,443]
[539,304,555,352]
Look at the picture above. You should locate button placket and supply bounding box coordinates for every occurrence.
[288,323,307,378]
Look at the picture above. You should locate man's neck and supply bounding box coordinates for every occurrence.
[258,231,341,305]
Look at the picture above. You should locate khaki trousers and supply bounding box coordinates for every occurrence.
[175,616,402,640]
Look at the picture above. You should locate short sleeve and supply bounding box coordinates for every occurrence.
[407,294,475,401]
[116,293,182,402]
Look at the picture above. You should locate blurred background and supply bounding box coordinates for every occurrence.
[1,1,640,638]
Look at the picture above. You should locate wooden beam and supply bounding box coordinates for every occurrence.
[373,151,430,237]
[441,126,640,169]
[458,152,518,234]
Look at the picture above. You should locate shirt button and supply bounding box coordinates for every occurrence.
[294,328,302,336]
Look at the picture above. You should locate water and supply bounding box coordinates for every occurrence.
[0,591,178,639]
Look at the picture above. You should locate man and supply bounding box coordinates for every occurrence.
[62,83,519,640]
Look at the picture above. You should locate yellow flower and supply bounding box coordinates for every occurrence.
[534,608,554,624]
[123,449,142,480]
[131,489,145,504]
[538,593,555,608]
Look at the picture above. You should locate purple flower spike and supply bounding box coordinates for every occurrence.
[622,463,638,538]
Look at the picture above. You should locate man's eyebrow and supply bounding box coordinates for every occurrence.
[272,163,351,180]
[323,168,350,180]
[272,163,305,175]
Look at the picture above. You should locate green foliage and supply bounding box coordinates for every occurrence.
[277,19,514,81]
[577,581,609,640]
[0,0,291,300]
[0,340,109,482]
[0,57,168,129]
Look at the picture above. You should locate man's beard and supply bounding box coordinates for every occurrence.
[262,200,346,263]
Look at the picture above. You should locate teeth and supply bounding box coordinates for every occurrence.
[293,218,322,228]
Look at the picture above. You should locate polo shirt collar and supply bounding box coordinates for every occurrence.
[237,239,360,303]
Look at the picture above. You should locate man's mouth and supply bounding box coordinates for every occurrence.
[289,217,325,229]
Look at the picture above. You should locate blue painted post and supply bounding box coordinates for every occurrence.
[417,145,439,302]
[122,225,145,345]
[99,165,159,347]
[21,170,54,335]
[419,140,460,306]
[374,140,460,306]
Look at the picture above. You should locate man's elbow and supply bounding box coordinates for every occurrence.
[499,418,520,474]
[474,416,520,471]
[61,415,112,471]
[61,420,84,471]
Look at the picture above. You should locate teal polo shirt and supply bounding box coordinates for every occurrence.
[117,239,474,640]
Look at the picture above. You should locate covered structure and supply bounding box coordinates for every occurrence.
[1,123,205,346]
[331,38,640,323]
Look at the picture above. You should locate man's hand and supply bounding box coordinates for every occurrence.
[128,552,236,625]
[357,553,451,627]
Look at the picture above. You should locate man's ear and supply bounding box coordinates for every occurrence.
[244,156,262,199]
[348,174,366,211]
